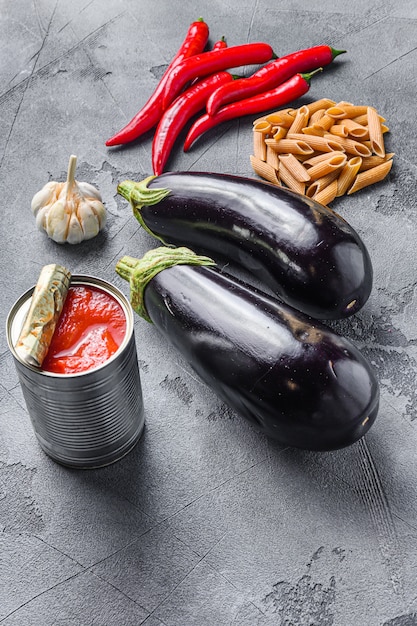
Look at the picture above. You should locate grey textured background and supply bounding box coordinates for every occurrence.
[1,1,417,624]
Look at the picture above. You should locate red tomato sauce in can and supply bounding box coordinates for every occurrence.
[42,285,127,374]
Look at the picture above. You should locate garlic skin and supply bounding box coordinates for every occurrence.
[31,155,107,244]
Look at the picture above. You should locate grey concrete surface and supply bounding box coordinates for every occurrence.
[1,1,417,624]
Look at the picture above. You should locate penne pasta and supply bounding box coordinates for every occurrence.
[266,144,281,170]
[278,153,311,182]
[273,126,288,140]
[347,160,393,194]
[253,109,295,125]
[278,161,306,195]
[249,99,393,206]
[313,178,338,206]
[336,157,362,196]
[253,130,267,161]
[323,133,372,157]
[305,99,336,116]
[264,109,297,127]
[303,151,345,167]
[265,138,314,155]
[359,153,394,172]
[367,106,385,157]
[352,112,386,126]
[250,155,280,185]
[327,105,368,119]
[340,118,369,139]
[328,123,349,138]
[287,105,310,135]
[287,133,344,153]
[313,113,334,131]
[302,125,326,137]
[253,120,272,134]
[307,154,347,180]
[296,151,323,163]
[309,108,326,125]
[306,170,340,197]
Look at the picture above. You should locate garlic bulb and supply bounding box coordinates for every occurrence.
[31,155,107,244]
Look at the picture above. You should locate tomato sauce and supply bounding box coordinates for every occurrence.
[42,285,126,374]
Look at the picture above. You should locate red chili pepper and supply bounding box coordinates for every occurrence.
[161,42,275,110]
[105,18,209,147]
[189,36,227,86]
[183,69,322,152]
[152,71,234,176]
[152,37,230,175]
[206,45,345,116]
[213,36,227,50]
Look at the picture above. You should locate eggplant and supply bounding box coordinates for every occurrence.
[116,247,379,451]
[118,171,373,320]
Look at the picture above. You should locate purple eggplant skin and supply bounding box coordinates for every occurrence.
[119,172,373,320]
[142,262,379,451]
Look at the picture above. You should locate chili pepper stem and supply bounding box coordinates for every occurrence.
[302,67,323,83]
[330,47,347,59]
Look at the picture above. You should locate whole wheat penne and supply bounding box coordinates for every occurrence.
[264,109,297,127]
[351,113,368,126]
[278,153,311,182]
[313,178,338,206]
[359,153,394,172]
[324,106,346,119]
[307,154,347,180]
[287,133,344,153]
[306,170,340,197]
[253,108,295,125]
[250,155,280,185]
[303,151,346,167]
[287,105,310,135]
[273,126,288,140]
[323,133,371,157]
[296,151,322,163]
[266,144,281,170]
[327,105,368,119]
[253,130,267,161]
[336,157,362,196]
[265,138,314,155]
[347,160,393,194]
[305,99,336,116]
[250,100,393,202]
[278,162,306,194]
[313,114,334,131]
[341,118,369,139]
[253,120,272,134]
[301,125,326,137]
[367,106,385,157]
[309,108,326,125]
[328,124,349,138]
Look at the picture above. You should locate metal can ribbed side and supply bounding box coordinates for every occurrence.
[7,276,145,468]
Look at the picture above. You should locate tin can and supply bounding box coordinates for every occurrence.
[6,275,145,468]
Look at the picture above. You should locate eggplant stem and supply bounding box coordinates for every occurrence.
[117,176,172,245]
[116,246,216,323]
[117,176,171,206]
